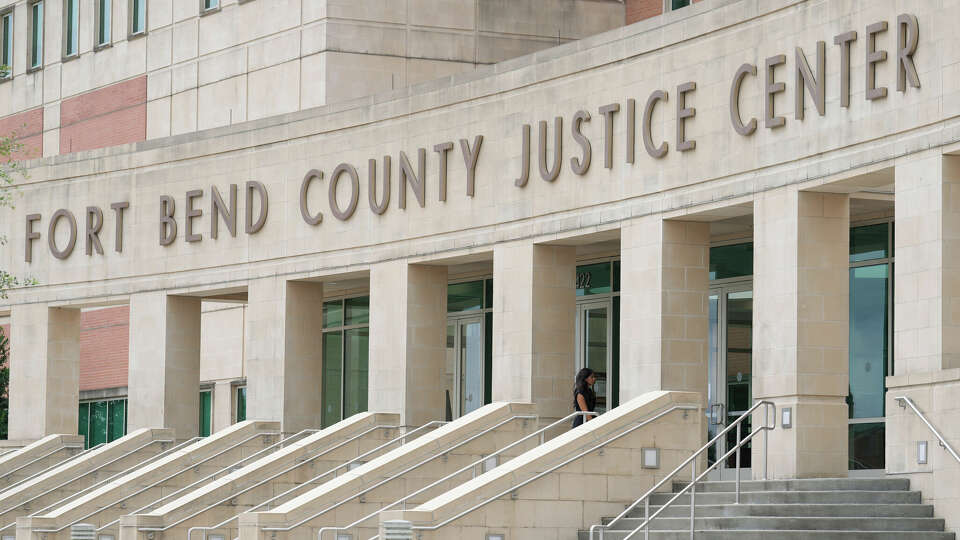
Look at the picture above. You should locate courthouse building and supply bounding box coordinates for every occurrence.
[0,0,958,538]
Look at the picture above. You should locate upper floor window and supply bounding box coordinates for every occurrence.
[201,0,219,13]
[668,0,691,10]
[0,11,12,78]
[28,0,42,70]
[96,0,111,47]
[129,0,145,36]
[63,0,79,57]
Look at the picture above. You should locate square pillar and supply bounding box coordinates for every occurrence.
[8,304,80,441]
[212,380,234,433]
[492,241,575,421]
[753,189,849,479]
[369,262,448,428]
[245,278,324,433]
[128,293,201,439]
[894,153,960,374]
[620,217,710,402]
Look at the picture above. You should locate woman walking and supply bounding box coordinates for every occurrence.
[571,367,597,428]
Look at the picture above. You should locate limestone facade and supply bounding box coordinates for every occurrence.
[1,0,959,530]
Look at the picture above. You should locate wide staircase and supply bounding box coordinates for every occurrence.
[581,478,955,539]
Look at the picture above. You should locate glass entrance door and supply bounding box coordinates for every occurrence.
[708,285,753,478]
[446,315,484,419]
[576,300,611,415]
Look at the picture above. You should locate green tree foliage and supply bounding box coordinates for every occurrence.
[0,327,7,439]
[0,131,35,298]
[1,130,35,439]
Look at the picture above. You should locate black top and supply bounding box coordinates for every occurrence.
[571,387,597,428]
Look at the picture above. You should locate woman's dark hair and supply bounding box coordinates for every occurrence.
[573,367,595,403]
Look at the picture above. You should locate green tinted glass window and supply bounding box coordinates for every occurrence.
[30,1,42,68]
[131,0,144,34]
[107,399,125,442]
[849,264,888,419]
[78,402,90,448]
[343,328,369,418]
[612,260,620,292]
[64,0,78,56]
[576,263,612,296]
[322,332,343,428]
[484,311,493,405]
[235,387,246,422]
[89,401,108,447]
[850,223,888,262]
[322,300,343,328]
[849,422,885,470]
[199,391,212,437]
[345,296,369,326]
[2,14,12,68]
[484,279,493,309]
[672,0,690,9]
[448,281,483,312]
[709,243,753,280]
[97,0,110,45]
[611,296,620,408]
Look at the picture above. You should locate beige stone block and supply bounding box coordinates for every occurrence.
[128,293,201,439]
[9,305,81,440]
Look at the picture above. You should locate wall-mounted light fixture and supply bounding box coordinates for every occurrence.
[918,441,928,465]
[781,407,793,429]
[641,447,660,469]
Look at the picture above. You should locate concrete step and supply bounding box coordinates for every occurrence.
[613,503,935,519]
[649,490,923,506]
[599,516,946,532]
[578,530,956,540]
[673,479,911,493]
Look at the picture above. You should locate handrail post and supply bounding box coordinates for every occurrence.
[643,497,649,540]
[763,404,769,481]
[735,421,741,504]
[689,459,696,540]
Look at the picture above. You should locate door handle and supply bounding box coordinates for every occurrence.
[710,403,726,426]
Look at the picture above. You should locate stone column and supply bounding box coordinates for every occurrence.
[491,241,575,421]
[128,293,202,439]
[8,304,80,441]
[620,217,710,402]
[885,154,960,522]
[894,153,960,374]
[245,278,324,433]
[753,188,849,479]
[369,261,448,428]
[213,380,234,432]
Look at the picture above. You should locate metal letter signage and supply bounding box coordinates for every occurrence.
[19,13,923,265]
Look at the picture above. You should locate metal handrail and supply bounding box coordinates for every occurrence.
[0,436,187,531]
[896,396,960,464]
[34,431,279,533]
[0,443,85,481]
[129,424,399,534]
[403,404,699,539]
[182,422,443,540]
[590,400,776,540]
[322,411,596,540]
[260,414,538,534]
[93,429,320,533]
[1,443,106,494]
